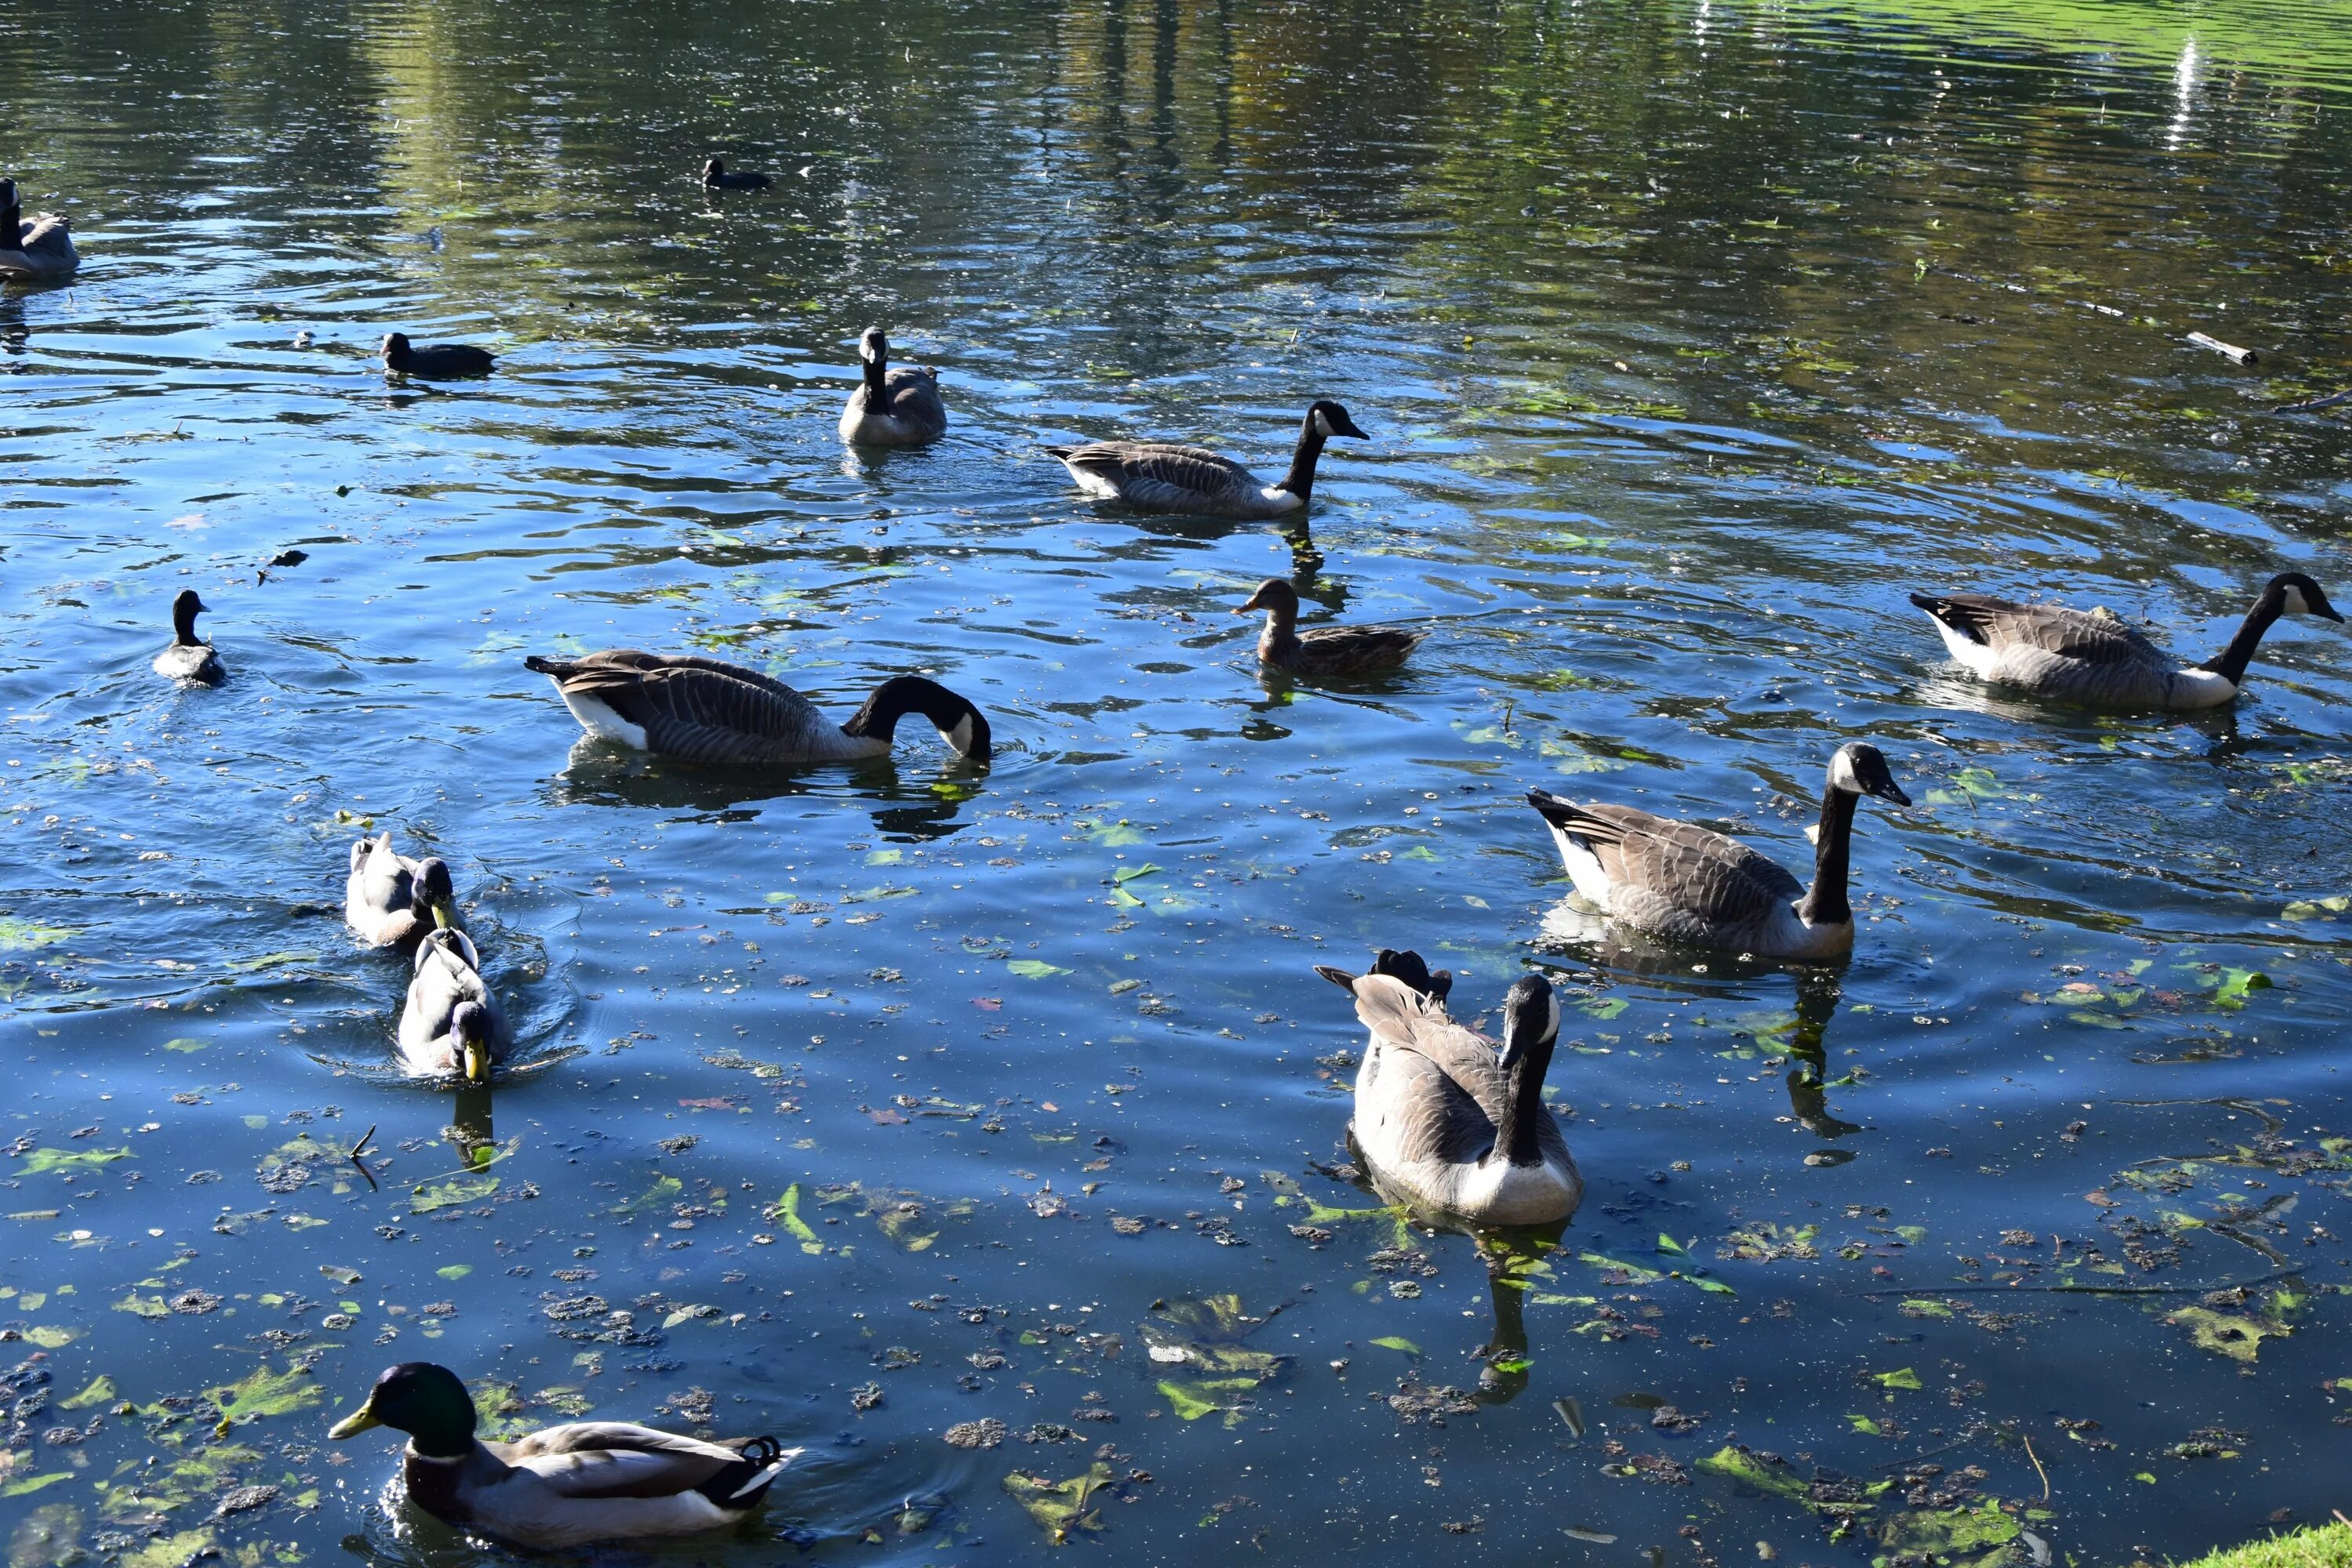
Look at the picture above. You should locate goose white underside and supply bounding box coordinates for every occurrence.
[1924,614,2239,709]
[2160,667,2240,708]
[1359,1141,1581,1226]
[559,691,650,750]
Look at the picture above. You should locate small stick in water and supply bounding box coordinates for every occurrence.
[2186,331,2258,365]
[2278,387,2352,414]
[349,1123,379,1192]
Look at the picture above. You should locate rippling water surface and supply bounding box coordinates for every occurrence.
[4,1,2352,1563]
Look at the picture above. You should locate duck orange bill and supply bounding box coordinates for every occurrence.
[328,1407,383,1439]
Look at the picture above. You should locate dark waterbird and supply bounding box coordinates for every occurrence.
[380,332,495,379]
[839,327,947,446]
[152,590,223,684]
[0,176,79,278]
[701,157,772,191]
[328,1361,797,1548]
[1047,398,1368,518]
[1236,578,1424,676]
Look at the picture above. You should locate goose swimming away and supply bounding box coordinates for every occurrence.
[346,840,456,949]
[1046,399,1367,518]
[1910,572,2343,711]
[701,158,772,191]
[1235,578,1423,676]
[152,590,223,684]
[397,927,510,1084]
[1312,952,1579,1225]
[1528,742,1910,960]
[524,649,992,765]
[380,332,495,379]
[330,1361,797,1549]
[0,179,79,279]
[838,328,946,447]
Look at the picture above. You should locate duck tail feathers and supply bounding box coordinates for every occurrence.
[703,1437,800,1506]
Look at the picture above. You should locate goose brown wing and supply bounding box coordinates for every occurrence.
[1352,975,1508,1127]
[1925,594,2165,666]
[1558,802,1803,924]
[1054,441,1258,506]
[1367,1044,1502,1168]
[539,651,831,758]
[884,368,943,419]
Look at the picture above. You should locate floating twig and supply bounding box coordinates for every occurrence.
[2276,387,2352,415]
[1853,1265,2306,1298]
[2023,1434,2050,1501]
[2186,331,2258,365]
[349,1123,379,1192]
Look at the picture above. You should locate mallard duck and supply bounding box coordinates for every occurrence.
[397,927,510,1083]
[1045,399,1367,518]
[1527,742,1910,960]
[329,1362,797,1549]
[1236,579,1422,675]
[524,650,992,764]
[346,840,455,949]
[152,590,223,684]
[1911,572,2343,710]
[838,328,946,447]
[0,180,79,279]
[701,158,772,191]
[381,332,495,379]
[1312,952,1579,1225]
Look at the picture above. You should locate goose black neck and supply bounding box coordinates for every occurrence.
[172,599,202,646]
[862,351,889,402]
[2,203,20,241]
[1500,1035,1555,1166]
[2201,592,2286,688]
[1275,414,1329,502]
[1796,783,1860,929]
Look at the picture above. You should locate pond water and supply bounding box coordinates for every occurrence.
[4,0,2351,1564]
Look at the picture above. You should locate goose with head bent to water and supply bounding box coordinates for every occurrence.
[839,328,946,447]
[1528,742,1910,961]
[397,927,509,1084]
[1910,572,2343,711]
[0,179,79,279]
[1047,399,1367,519]
[152,590,223,684]
[1312,953,1580,1226]
[524,649,992,765]
[329,1360,797,1550]
[346,840,456,949]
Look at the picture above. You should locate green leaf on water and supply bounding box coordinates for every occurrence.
[61,1375,116,1410]
[1656,1233,1688,1256]
[0,1472,74,1499]
[1109,886,1145,908]
[1083,818,1146,848]
[1900,1298,1954,1318]
[436,1265,473,1281]
[1697,1446,1812,1501]
[1007,959,1070,978]
[1848,1414,1884,1435]
[20,1147,130,1176]
[2165,1305,2287,1363]
[613,1174,683,1217]
[1875,1497,2020,1562]
[2212,968,2272,1009]
[1112,862,1163,884]
[208,1360,320,1430]
[1689,1276,1737,1295]
[865,848,904,866]
[224,950,316,973]
[113,1293,168,1319]
[1874,1367,1923,1390]
[772,1183,822,1253]
[1002,1461,1114,1544]
[1581,996,1629,1020]
[0,920,75,952]
[1370,1336,1421,1356]
[2282,895,2350,920]
[320,1265,361,1287]
[161,1037,208,1053]
[1400,845,1439,862]
[410,1173,499,1214]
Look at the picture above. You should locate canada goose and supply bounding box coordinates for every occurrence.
[347,840,456,949]
[1312,952,1579,1226]
[330,1361,797,1549]
[151,590,223,684]
[0,180,79,279]
[1527,742,1911,960]
[1236,579,1423,675]
[380,332,495,379]
[524,649,992,764]
[1910,572,2344,710]
[397,927,510,1083]
[701,158,772,191]
[838,328,946,447]
[1046,399,1367,518]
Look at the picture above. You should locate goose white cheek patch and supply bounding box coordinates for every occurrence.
[947,714,977,756]
[1312,408,1334,437]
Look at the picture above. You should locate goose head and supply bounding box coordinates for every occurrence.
[409,857,457,930]
[449,1000,494,1084]
[1497,974,1561,1073]
[169,590,210,644]
[1826,743,1909,806]
[330,1361,476,1454]
[2267,572,2344,622]
[1235,579,1300,619]
[1306,400,1369,441]
[858,327,889,365]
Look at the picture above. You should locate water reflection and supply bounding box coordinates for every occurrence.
[547,737,985,840]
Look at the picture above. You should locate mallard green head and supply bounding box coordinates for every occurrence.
[451,1000,493,1084]
[329,1362,475,1457]
[410,857,457,931]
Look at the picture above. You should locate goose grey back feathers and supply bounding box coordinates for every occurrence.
[152,590,223,684]
[1528,742,1910,960]
[1911,572,2343,710]
[1312,953,1579,1225]
[1047,398,1367,518]
[840,328,946,446]
[0,180,78,278]
[524,649,992,765]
